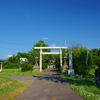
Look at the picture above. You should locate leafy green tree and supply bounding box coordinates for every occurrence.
[28,40,51,69]
[21,62,32,72]
[98,48,100,56]
[16,52,28,61]
[89,48,100,67]
[7,55,16,63]
[54,49,67,70]
[3,55,19,69]
[67,44,94,75]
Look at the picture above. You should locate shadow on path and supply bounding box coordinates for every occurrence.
[33,68,68,84]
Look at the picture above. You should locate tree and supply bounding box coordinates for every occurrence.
[28,40,51,69]
[67,44,94,75]
[3,55,19,69]
[16,52,28,61]
[89,48,100,67]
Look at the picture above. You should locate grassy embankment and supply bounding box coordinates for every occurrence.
[0,68,48,76]
[0,68,48,100]
[57,68,100,100]
[0,76,29,100]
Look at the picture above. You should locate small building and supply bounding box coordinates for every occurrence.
[48,59,55,68]
[49,59,55,65]
[20,58,28,64]
[0,60,3,72]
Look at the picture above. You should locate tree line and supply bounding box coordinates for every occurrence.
[2,40,100,74]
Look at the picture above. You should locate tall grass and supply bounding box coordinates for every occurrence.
[0,76,29,100]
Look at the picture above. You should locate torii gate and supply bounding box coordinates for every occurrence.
[34,47,67,72]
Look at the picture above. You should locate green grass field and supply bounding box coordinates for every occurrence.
[0,68,48,100]
[58,69,100,100]
[0,68,48,76]
[0,76,29,100]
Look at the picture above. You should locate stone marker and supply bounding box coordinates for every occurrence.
[33,56,40,72]
[0,60,3,72]
[68,51,75,76]
[0,63,2,72]
[62,56,68,72]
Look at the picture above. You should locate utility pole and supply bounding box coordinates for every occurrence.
[65,40,66,47]
[65,40,67,56]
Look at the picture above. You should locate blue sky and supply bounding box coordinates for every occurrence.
[0,0,100,59]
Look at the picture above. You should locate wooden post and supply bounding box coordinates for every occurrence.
[31,65,32,74]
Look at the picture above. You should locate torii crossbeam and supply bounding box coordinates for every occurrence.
[34,47,68,72]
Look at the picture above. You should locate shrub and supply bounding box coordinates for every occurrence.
[21,62,32,72]
[98,62,100,69]
[66,45,94,75]
[42,63,48,69]
[3,62,19,69]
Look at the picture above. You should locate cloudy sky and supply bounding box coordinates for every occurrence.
[0,0,100,59]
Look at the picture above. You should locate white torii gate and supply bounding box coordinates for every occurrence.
[34,47,67,72]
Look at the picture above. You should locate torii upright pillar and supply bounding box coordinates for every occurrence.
[40,49,42,72]
[60,48,62,72]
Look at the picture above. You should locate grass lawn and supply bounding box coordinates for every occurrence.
[0,68,48,100]
[0,68,48,76]
[57,69,100,100]
[0,76,29,100]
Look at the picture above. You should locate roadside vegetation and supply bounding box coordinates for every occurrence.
[0,76,29,100]
[1,40,100,100]
[55,42,100,100]
[0,68,48,76]
[2,40,53,71]
[57,68,100,100]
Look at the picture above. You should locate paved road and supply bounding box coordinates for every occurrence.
[6,68,83,100]
[4,76,37,85]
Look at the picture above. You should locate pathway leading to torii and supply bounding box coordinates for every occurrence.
[16,68,83,100]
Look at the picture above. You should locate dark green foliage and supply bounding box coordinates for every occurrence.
[16,52,28,61]
[90,48,100,68]
[3,55,19,69]
[98,62,100,69]
[3,40,99,76]
[33,40,50,52]
[54,55,60,70]
[42,55,49,69]
[21,62,32,72]
[42,63,48,69]
[98,49,100,56]
[67,44,94,75]
[7,55,16,63]
[3,62,19,69]
[28,40,51,69]
[54,49,67,71]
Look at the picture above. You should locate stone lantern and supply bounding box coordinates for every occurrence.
[35,56,38,65]
[33,56,40,72]
[62,56,68,72]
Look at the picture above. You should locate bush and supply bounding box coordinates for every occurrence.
[21,62,32,72]
[42,63,48,69]
[66,45,94,75]
[3,62,19,69]
[98,62,100,69]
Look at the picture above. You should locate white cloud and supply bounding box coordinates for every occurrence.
[50,43,56,47]
[42,37,48,39]
[7,55,13,57]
